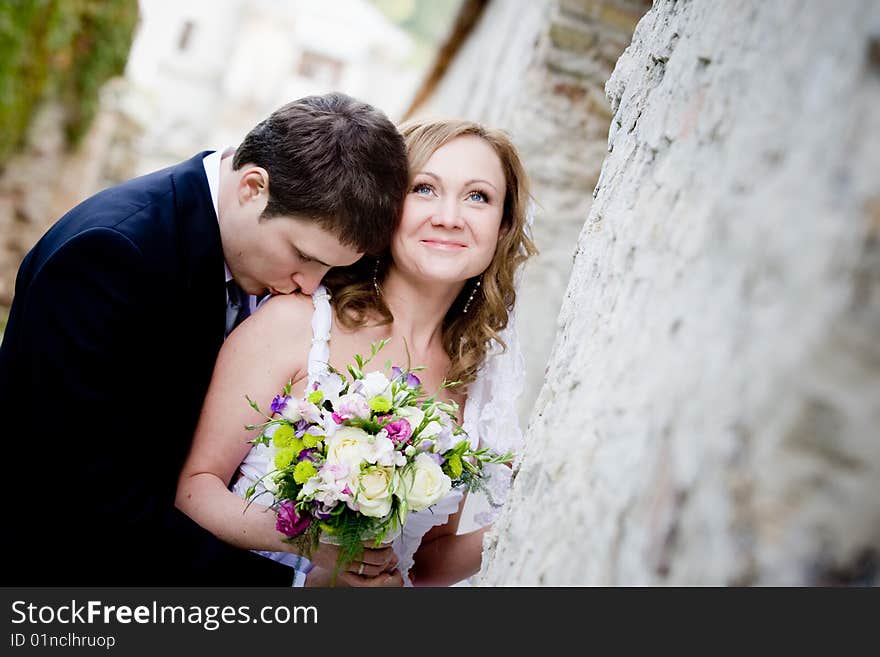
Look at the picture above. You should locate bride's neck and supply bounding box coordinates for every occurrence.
[379,271,464,354]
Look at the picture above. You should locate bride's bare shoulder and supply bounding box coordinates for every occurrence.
[224,291,317,357]
[256,291,317,324]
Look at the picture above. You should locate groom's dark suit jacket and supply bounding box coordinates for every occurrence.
[0,152,292,585]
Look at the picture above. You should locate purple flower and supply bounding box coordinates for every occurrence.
[312,503,333,520]
[298,448,319,462]
[270,395,290,415]
[293,418,309,438]
[433,424,455,453]
[384,418,413,446]
[391,366,420,388]
[276,501,311,538]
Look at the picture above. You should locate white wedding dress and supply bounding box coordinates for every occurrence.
[231,284,524,586]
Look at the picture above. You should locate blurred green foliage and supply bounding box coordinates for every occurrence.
[369,0,464,67]
[0,0,139,161]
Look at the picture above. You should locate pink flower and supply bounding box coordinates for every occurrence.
[275,501,311,538]
[334,394,371,420]
[384,418,413,446]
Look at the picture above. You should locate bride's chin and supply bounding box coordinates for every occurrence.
[411,270,462,286]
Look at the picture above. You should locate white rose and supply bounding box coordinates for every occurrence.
[325,426,368,471]
[355,466,397,518]
[360,371,391,400]
[403,453,451,512]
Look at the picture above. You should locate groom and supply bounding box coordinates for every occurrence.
[0,93,409,585]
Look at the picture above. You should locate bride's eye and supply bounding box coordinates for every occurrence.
[466,190,488,203]
[412,183,434,196]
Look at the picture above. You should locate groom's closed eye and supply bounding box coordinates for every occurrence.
[295,247,334,269]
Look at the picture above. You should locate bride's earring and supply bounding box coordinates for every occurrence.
[373,259,382,297]
[462,277,482,314]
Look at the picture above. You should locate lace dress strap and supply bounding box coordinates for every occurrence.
[307,284,332,385]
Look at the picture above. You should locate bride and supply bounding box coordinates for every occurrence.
[176,118,536,586]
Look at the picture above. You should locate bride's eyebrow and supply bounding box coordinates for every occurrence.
[463,178,498,192]
[416,172,498,193]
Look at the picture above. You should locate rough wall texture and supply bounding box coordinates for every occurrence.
[414,0,648,426]
[480,0,880,585]
[0,83,140,308]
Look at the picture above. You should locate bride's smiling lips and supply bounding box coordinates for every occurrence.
[420,238,467,251]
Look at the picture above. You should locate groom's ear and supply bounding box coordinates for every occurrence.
[237,166,269,205]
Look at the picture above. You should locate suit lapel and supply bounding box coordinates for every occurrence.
[170,152,226,351]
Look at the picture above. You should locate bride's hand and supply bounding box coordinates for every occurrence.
[305,566,404,587]
[306,542,398,579]
[337,568,404,587]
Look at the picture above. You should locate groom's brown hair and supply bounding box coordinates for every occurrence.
[233,92,408,255]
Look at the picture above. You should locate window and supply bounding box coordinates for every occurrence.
[297,50,344,86]
[178,20,195,51]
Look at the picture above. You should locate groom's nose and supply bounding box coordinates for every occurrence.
[292,267,328,295]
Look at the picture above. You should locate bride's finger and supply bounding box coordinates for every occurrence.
[348,561,383,578]
[361,546,395,566]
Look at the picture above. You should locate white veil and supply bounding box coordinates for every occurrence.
[461,201,534,526]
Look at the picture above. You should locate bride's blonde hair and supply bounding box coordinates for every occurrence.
[323,118,537,387]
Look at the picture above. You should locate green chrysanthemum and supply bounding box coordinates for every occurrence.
[307,390,324,405]
[368,396,391,413]
[293,460,318,484]
[302,432,321,449]
[272,424,296,448]
[274,446,298,470]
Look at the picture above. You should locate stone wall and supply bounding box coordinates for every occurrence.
[412,0,649,426]
[0,81,140,311]
[480,0,880,585]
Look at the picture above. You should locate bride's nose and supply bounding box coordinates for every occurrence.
[430,198,464,229]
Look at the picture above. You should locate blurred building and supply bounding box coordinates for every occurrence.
[125,0,417,173]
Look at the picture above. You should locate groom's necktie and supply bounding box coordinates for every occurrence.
[224,280,252,338]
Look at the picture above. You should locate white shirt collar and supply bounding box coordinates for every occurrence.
[203,148,236,286]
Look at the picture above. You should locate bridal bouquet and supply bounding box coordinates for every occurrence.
[244,340,512,569]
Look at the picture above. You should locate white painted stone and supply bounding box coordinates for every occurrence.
[480,0,880,585]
